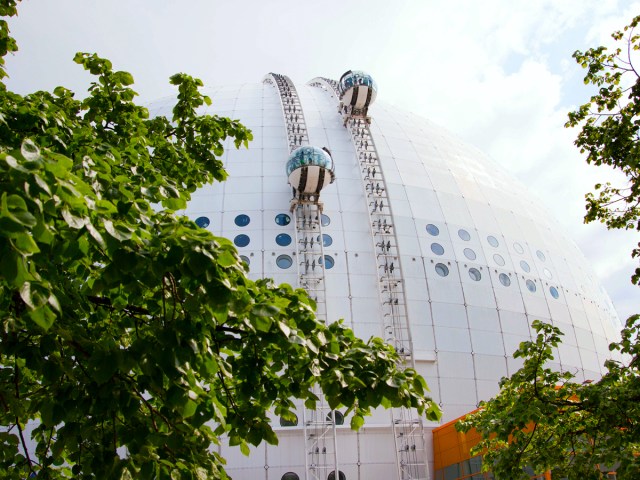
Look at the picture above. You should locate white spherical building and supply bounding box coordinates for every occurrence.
[149,72,621,480]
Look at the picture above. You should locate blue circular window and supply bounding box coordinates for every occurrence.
[235,214,250,227]
[431,243,444,255]
[537,250,546,262]
[320,255,335,269]
[493,254,505,266]
[463,248,476,260]
[514,242,524,254]
[239,255,250,266]
[275,213,291,226]
[487,235,499,247]
[195,216,210,228]
[276,255,293,269]
[234,234,250,247]
[526,279,536,293]
[499,273,511,287]
[544,268,553,279]
[520,260,530,273]
[321,214,330,227]
[317,234,333,247]
[468,268,481,281]
[550,286,559,299]
[458,229,471,241]
[276,233,292,246]
[426,224,439,236]
[435,263,449,277]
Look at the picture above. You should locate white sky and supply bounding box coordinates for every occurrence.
[5,0,638,320]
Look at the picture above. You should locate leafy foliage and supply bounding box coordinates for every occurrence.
[457,320,640,479]
[0,4,440,479]
[566,14,640,284]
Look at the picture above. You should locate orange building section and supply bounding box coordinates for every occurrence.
[432,411,551,480]
[432,411,483,472]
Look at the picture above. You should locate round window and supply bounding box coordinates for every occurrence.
[520,260,530,273]
[536,250,546,262]
[487,235,499,247]
[321,214,330,226]
[426,224,440,236]
[239,255,250,266]
[282,473,300,480]
[234,214,250,227]
[328,471,346,480]
[276,255,293,269]
[275,213,291,226]
[463,248,476,261]
[544,268,553,279]
[234,234,250,247]
[195,216,210,228]
[435,263,449,277]
[317,234,333,247]
[468,268,481,281]
[550,286,560,299]
[526,279,537,293]
[279,414,298,427]
[514,242,525,254]
[499,273,511,287]
[431,243,444,256]
[493,254,505,266]
[458,229,471,241]
[326,411,344,425]
[276,233,292,246]
[320,255,335,269]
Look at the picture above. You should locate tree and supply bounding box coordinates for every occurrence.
[0,3,440,479]
[457,15,640,480]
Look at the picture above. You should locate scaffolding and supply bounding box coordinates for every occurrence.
[309,76,428,480]
[264,73,340,480]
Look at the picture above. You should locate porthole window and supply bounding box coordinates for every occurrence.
[493,254,505,266]
[514,242,524,254]
[328,471,346,480]
[536,250,546,262]
[234,234,250,247]
[550,286,560,299]
[282,474,300,480]
[195,216,210,228]
[321,214,330,226]
[435,263,449,277]
[276,255,293,269]
[468,268,481,281]
[499,273,511,287]
[526,279,536,293]
[276,233,292,246]
[319,255,335,269]
[544,268,553,279]
[279,414,298,427]
[431,243,445,256]
[275,213,291,226]
[326,411,344,425]
[487,235,499,247]
[463,248,476,261]
[520,260,530,273]
[458,229,471,241]
[240,255,250,266]
[426,224,440,236]
[234,214,250,227]
[317,234,332,247]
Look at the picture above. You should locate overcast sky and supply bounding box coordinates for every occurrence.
[5,0,638,320]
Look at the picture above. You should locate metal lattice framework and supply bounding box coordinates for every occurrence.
[264,73,339,480]
[309,76,428,480]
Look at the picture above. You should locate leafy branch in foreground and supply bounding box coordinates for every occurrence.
[0,4,439,479]
[457,319,640,480]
